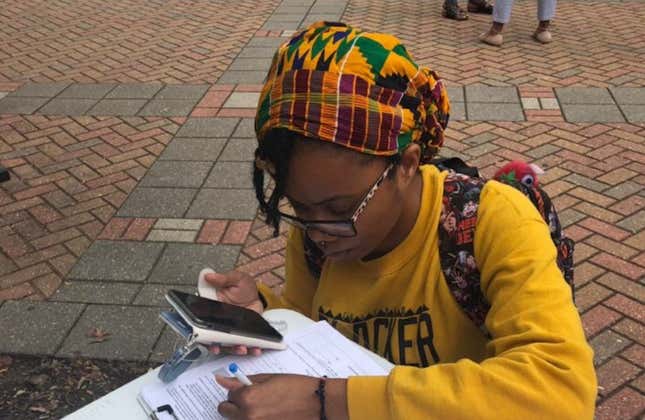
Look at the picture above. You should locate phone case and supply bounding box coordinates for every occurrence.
[165,293,287,351]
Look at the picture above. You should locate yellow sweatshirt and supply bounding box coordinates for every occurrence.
[258,165,596,420]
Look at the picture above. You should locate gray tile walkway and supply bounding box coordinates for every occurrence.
[186,188,258,219]
[304,13,343,22]
[3,82,645,124]
[229,58,274,71]
[149,244,240,285]
[154,219,204,230]
[204,162,253,188]
[88,99,147,116]
[58,83,116,99]
[176,118,240,138]
[610,87,645,104]
[39,98,98,115]
[158,138,227,161]
[223,92,261,108]
[621,105,645,123]
[220,138,257,161]
[146,230,198,243]
[106,84,163,99]
[274,6,309,14]
[556,87,615,104]
[217,71,268,84]
[57,305,164,361]
[467,102,524,121]
[0,97,50,114]
[155,84,209,100]
[247,37,288,48]
[0,301,85,355]
[51,281,141,304]
[138,99,198,117]
[133,284,195,307]
[466,85,519,103]
[237,47,279,58]
[233,118,256,138]
[266,14,303,22]
[117,187,197,217]
[560,104,625,123]
[140,161,213,188]
[262,21,302,30]
[447,86,464,102]
[451,102,466,121]
[8,82,70,97]
[68,241,164,282]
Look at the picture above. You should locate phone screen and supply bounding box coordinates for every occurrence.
[168,290,283,342]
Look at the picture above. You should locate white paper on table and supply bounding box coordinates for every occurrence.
[139,321,392,420]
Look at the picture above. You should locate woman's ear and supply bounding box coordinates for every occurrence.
[396,143,421,187]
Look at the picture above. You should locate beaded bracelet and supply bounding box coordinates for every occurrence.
[314,376,328,420]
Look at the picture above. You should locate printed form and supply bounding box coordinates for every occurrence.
[139,321,392,420]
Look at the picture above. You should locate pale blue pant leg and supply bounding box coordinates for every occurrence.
[537,0,557,22]
[492,0,557,24]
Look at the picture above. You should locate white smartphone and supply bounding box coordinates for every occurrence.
[165,289,287,350]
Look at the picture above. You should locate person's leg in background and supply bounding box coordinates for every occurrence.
[443,0,469,21]
[467,0,494,15]
[479,0,513,46]
[534,0,557,43]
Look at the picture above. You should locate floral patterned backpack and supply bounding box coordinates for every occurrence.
[434,158,574,335]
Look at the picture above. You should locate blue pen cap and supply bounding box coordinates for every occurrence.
[228,363,239,374]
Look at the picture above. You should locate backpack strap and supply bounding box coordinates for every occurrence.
[438,172,490,333]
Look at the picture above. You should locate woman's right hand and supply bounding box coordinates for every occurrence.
[203,271,264,357]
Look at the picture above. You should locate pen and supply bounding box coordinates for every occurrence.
[227,362,253,386]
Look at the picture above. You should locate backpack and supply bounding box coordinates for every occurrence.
[303,158,575,337]
[435,158,574,335]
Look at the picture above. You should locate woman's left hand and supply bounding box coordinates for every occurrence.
[216,374,348,420]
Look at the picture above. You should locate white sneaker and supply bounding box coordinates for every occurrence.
[533,29,552,44]
[479,31,503,46]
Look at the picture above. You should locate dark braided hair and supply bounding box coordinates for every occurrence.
[253,128,296,237]
[253,128,403,237]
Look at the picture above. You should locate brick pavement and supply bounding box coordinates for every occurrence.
[0,114,180,300]
[343,0,645,87]
[0,0,644,418]
[0,0,281,84]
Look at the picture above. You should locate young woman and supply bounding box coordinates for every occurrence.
[207,22,596,420]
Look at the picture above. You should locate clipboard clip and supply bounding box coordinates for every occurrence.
[158,340,209,383]
[149,404,179,420]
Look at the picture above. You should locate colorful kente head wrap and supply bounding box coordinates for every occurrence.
[255,21,450,163]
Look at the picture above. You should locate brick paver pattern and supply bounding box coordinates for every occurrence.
[343,0,645,87]
[0,115,180,299]
[0,0,644,418]
[0,0,280,83]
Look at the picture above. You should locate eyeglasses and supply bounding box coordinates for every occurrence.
[278,163,394,237]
